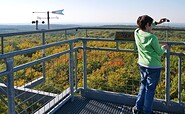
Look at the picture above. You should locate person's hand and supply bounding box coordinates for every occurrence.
[162,44,169,50]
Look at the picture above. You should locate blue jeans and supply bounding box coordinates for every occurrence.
[135,65,161,114]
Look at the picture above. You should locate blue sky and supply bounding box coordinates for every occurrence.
[0,0,185,25]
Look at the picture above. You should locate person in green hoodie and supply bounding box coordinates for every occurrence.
[133,15,169,114]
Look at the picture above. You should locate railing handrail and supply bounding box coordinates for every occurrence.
[1,26,185,37]
[0,38,79,59]
[0,27,80,37]
[1,38,184,60]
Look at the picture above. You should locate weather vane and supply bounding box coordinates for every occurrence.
[32,9,64,30]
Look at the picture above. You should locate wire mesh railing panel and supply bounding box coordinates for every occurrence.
[0,36,75,113]
[0,58,6,72]
[12,51,70,114]
[0,76,8,114]
[86,49,167,98]
[84,39,185,103]
[39,54,70,93]
[168,55,185,103]
[85,39,140,93]
[2,34,42,54]
[181,57,185,102]
[153,30,185,42]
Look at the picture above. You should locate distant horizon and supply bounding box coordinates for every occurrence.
[1,22,185,34]
[0,22,136,26]
[1,22,185,27]
[1,22,185,25]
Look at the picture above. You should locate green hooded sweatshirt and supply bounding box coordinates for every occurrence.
[134,28,166,67]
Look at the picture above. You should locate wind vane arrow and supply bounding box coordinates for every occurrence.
[52,9,64,15]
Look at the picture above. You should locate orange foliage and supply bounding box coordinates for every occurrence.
[108,58,124,67]
[78,53,83,60]
[58,56,69,63]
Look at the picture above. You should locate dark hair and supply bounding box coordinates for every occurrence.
[137,15,153,30]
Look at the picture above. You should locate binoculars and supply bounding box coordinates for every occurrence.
[162,19,170,22]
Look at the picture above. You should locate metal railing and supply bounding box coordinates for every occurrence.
[0,27,185,114]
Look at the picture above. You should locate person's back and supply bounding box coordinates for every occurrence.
[132,15,169,114]
[135,28,165,68]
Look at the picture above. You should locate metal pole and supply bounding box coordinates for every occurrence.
[165,45,170,106]
[69,42,74,102]
[134,42,137,52]
[6,58,16,114]
[36,20,39,30]
[82,40,87,91]
[42,32,46,80]
[74,51,78,90]
[1,36,4,54]
[65,30,67,40]
[165,30,168,42]
[47,11,50,29]
[178,56,182,103]
[116,40,119,50]
[86,29,88,37]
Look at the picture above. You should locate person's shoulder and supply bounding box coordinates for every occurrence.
[146,32,156,38]
[150,33,157,39]
[143,32,158,42]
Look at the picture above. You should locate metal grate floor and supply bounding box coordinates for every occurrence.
[54,96,173,114]
[54,96,132,114]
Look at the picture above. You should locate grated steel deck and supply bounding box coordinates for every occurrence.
[54,96,172,114]
[54,96,132,114]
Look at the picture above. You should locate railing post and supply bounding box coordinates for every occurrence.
[165,45,170,106]
[178,55,182,103]
[85,29,88,37]
[116,40,119,50]
[6,58,16,114]
[1,36,4,54]
[65,30,67,40]
[165,30,168,42]
[74,50,78,90]
[42,32,46,80]
[134,42,137,52]
[69,42,74,102]
[82,40,87,91]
